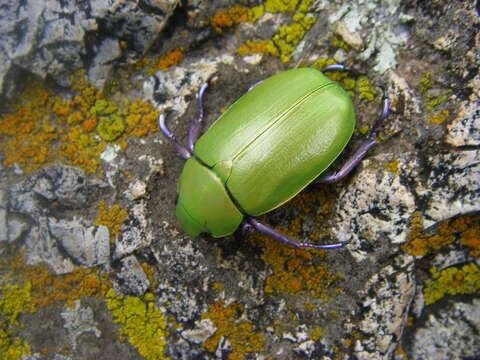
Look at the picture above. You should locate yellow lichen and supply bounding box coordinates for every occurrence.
[309,326,322,341]
[95,201,128,244]
[401,212,480,257]
[265,0,298,12]
[266,12,316,63]
[423,262,480,305]
[383,159,400,175]
[140,48,185,75]
[201,300,265,360]
[0,282,34,359]
[105,289,168,360]
[427,109,450,124]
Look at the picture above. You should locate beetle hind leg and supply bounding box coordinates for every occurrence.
[246,217,350,250]
[315,91,390,183]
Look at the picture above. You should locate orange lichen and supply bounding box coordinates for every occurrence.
[401,212,480,257]
[0,256,110,309]
[0,70,159,175]
[144,48,185,75]
[251,186,343,300]
[237,40,270,56]
[211,4,264,34]
[201,300,265,360]
[95,201,128,244]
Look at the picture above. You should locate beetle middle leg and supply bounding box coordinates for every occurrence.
[315,91,390,183]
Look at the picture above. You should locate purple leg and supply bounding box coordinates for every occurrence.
[187,81,210,152]
[316,91,390,183]
[321,64,351,72]
[246,217,350,249]
[158,114,192,160]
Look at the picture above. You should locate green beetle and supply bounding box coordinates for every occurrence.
[159,66,389,249]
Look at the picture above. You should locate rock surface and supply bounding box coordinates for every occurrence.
[0,0,478,359]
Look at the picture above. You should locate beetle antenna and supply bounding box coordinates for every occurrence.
[158,114,192,160]
[247,217,351,249]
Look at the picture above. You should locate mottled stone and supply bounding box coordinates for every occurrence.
[0,0,179,98]
[114,202,153,258]
[411,299,480,359]
[49,218,110,267]
[113,255,149,296]
[181,318,216,344]
[333,154,417,262]
[61,300,102,350]
[354,265,415,360]
[416,150,480,227]
[446,78,480,147]
[322,0,412,73]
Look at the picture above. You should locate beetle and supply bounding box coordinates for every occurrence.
[159,65,389,249]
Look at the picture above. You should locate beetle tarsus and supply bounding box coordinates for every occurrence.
[158,114,192,160]
[247,217,350,249]
[321,64,351,72]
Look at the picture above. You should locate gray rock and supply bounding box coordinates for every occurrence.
[114,202,153,258]
[181,318,216,344]
[113,255,150,297]
[411,299,480,359]
[0,189,7,242]
[61,300,102,350]
[49,218,110,267]
[354,265,416,360]
[87,37,122,90]
[0,0,179,98]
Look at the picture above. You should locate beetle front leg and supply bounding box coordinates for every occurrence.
[158,114,192,160]
[315,91,390,183]
[187,81,210,152]
[246,217,350,249]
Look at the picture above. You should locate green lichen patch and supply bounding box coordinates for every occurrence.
[424,263,480,305]
[105,289,168,360]
[0,282,35,359]
[312,59,378,101]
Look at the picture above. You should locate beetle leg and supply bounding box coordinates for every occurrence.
[246,217,350,249]
[321,64,351,72]
[315,91,390,183]
[247,80,263,92]
[187,81,210,152]
[158,114,192,160]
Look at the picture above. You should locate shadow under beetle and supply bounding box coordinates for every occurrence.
[159,65,389,249]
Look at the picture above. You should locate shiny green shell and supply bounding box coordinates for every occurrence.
[176,68,355,237]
